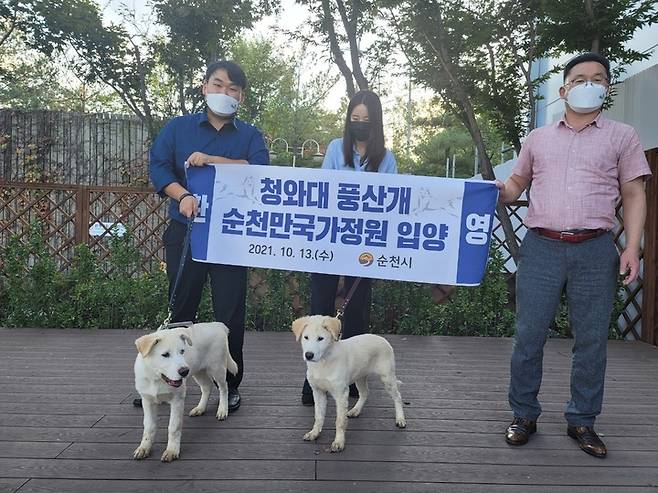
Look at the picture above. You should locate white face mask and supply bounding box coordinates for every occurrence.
[206,93,240,117]
[566,82,607,113]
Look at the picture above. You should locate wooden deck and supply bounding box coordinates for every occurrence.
[1,329,658,493]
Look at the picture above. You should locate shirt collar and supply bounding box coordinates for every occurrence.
[198,111,238,129]
[557,111,605,130]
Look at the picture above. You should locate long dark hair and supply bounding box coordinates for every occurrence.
[342,90,386,172]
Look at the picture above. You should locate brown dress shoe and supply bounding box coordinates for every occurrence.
[505,417,537,445]
[567,426,607,458]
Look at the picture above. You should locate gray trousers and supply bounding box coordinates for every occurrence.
[508,229,619,427]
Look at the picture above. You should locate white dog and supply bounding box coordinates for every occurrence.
[291,315,406,452]
[133,322,237,462]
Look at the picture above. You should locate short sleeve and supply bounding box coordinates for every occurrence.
[511,130,535,181]
[618,128,651,184]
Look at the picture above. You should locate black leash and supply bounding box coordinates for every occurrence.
[157,215,195,331]
[335,277,363,321]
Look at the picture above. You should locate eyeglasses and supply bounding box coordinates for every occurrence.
[566,76,608,87]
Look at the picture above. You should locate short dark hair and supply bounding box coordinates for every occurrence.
[563,52,611,82]
[204,60,248,90]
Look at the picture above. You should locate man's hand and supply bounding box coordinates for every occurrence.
[186,152,210,167]
[178,194,198,218]
[619,247,640,285]
[186,152,249,166]
[494,174,528,204]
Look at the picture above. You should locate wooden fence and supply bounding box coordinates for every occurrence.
[1,149,656,343]
[0,182,167,273]
[0,109,151,186]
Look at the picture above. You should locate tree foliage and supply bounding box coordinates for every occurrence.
[1,0,280,137]
[537,0,658,72]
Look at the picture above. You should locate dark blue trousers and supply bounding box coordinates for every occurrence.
[509,229,619,427]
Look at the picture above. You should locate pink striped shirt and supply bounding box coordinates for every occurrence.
[512,114,651,231]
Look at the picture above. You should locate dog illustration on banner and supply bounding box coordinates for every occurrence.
[410,186,461,218]
[215,175,261,206]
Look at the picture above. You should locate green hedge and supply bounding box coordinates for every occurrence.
[0,222,515,335]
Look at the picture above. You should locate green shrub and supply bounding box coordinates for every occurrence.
[0,224,523,338]
[0,223,169,329]
[371,247,515,337]
[0,224,66,327]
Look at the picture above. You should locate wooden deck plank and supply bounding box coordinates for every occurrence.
[4,385,658,405]
[4,396,658,417]
[0,442,71,459]
[316,461,658,486]
[14,479,658,493]
[88,414,658,437]
[0,458,313,480]
[1,404,656,424]
[5,374,658,390]
[0,479,27,493]
[2,426,657,451]
[1,328,657,491]
[56,442,658,467]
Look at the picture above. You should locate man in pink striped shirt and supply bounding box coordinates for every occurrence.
[497,52,651,458]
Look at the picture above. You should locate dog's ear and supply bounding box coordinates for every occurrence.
[291,316,310,341]
[135,334,160,356]
[180,333,193,347]
[326,317,342,341]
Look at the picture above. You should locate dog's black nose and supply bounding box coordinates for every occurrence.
[305,352,314,361]
[178,367,189,377]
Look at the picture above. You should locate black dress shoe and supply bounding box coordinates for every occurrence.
[133,398,142,408]
[301,392,314,406]
[228,388,241,413]
[505,417,537,446]
[567,425,607,458]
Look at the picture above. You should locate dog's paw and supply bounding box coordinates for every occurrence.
[161,448,179,462]
[346,407,361,418]
[133,446,150,460]
[303,430,320,441]
[189,406,205,417]
[330,439,345,452]
[396,416,407,428]
[216,409,228,421]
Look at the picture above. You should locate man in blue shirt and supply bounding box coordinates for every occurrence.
[149,60,270,412]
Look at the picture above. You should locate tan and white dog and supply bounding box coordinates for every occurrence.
[291,315,406,452]
[133,322,237,462]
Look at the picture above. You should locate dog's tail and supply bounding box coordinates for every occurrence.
[225,337,238,376]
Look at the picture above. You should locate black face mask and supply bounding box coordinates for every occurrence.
[349,121,371,142]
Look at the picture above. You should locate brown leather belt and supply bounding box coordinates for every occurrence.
[534,228,607,243]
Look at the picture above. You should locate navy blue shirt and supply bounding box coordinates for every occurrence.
[150,112,270,224]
